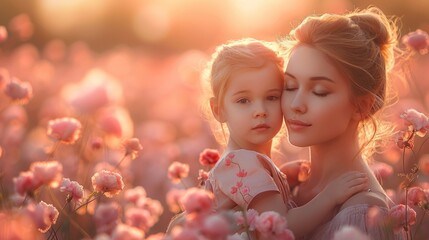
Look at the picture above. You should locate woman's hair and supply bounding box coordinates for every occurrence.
[281,6,400,159]
[200,38,285,147]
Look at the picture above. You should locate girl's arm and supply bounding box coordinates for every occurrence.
[286,171,368,238]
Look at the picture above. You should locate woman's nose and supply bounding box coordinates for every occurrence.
[290,92,307,113]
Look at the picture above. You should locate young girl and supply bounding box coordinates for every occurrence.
[280,7,405,239]
[202,38,368,238]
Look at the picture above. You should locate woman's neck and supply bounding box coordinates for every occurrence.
[307,133,364,186]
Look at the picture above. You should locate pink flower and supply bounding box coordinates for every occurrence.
[402,29,429,53]
[91,170,125,197]
[236,169,248,177]
[241,186,250,195]
[96,107,133,139]
[0,25,7,43]
[111,224,144,240]
[59,178,84,202]
[166,188,186,213]
[8,14,34,40]
[4,78,33,104]
[419,154,429,174]
[180,188,214,213]
[201,214,231,239]
[230,186,238,194]
[170,226,201,240]
[145,233,165,240]
[225,153,235,166]
[136,197,164,222]
[234,209,259,231]
[197,169,209,183]
[47,117,82,144]
[94,202,121,234]
[388,204,417,233]
[198,148,220,166]
[408,187,427,207]
[122,138,143,159]
[125,207,153,232]
[255,211,292,239]
[400,108,429,137]
[30,161,63,188]
[333,226,370,240]
[370,162,393,179]
[25,201,59,233]
[124,186,147,204]
[167,161,190,183]
[13,171,38,196]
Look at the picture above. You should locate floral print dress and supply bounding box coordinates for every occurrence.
[204,149,295,212]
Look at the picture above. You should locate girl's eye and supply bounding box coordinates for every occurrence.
[267,96,280,101]
[237,98,249,104]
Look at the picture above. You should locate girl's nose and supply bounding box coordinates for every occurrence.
[254,102,267,118]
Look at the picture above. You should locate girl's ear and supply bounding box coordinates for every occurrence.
[210,97,226,123]
[352,95,374,120]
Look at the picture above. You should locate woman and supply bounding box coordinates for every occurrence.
[280,6,405,239]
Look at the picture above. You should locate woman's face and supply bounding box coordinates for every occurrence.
[281,45,358,147]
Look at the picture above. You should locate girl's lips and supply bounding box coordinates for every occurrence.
[252,123,270,130]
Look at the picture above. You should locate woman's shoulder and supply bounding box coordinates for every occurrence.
[340,190,389,211]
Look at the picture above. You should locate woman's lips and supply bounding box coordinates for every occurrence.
[287,119,311,131]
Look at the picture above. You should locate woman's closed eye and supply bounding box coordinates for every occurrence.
[313,91,330,97]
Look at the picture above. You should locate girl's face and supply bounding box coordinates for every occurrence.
[281,45,358,147]
[219,62,284,150]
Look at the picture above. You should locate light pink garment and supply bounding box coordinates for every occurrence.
[302,204,406,240]
[204,149,295,211]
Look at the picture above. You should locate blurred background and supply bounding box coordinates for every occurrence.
[1,0,429,238]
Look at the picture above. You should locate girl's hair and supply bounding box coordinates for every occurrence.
[200,38,285,147]
[281,6,400,159]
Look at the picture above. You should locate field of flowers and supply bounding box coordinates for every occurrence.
[1,6,429,240]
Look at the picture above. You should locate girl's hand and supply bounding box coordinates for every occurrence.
[324,171,368,205]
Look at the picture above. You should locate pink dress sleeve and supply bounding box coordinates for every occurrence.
[205,149,293,211]
[303,204,406,240]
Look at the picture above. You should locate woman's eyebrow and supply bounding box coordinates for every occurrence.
[285,72,334,83]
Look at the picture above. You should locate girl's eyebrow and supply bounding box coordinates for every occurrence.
[285,72,335,83]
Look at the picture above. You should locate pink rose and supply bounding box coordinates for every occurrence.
[419,154,429,174]
[30,161,63,188]
[59,178,84,202]
[400,108,429,137]
[407,187,427,207]
[402,29,429,52]
[388,204,417,233]
[167,161,190,183]
[124,186,147,204]
[255,211,290,239]
[111,224,144,240]
[370,161,394,179]
[180,188,214,214]
[47,117,82,144]
[25,201,59,233]
[201,214,231,239]
[125,207,153,232]
[0,25,7,43]
[13,171,38,196]
[198,148,220,166]
[4,77,33,104]
[94,202,121,234]
[122,138,143,159]
[91,170,125,197]
[166,188,186,213]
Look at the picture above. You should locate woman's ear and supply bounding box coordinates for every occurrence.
[210,97,226,123]
[352,95,374,120]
